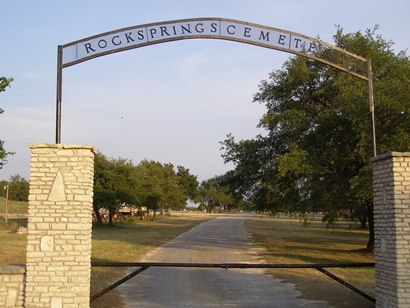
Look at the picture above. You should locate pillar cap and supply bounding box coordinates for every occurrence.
[0,264,26,274]
[29,143,97,154]
[371,151,410,163]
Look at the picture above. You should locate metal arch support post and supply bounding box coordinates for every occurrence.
[367,60,377,157]
[56,45,63,144]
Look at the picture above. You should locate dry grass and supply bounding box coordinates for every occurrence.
[246,216,375,307]
[0,207,376,307]
[0,230,27,264]
[0,199,28,263]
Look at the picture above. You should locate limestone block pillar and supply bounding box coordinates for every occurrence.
[0,265,26,307]
[25,144,96,308]
[372,152,410,308]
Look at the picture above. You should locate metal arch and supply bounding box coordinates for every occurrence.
[59,17,369,77]
[55,17,376,156]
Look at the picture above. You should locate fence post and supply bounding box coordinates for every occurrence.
[25,144,95,308]
[372,152,410,307]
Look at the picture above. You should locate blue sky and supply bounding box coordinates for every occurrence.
[1,0,409,181]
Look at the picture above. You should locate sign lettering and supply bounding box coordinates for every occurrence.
[60,18,368,82]
[61,18,327,68]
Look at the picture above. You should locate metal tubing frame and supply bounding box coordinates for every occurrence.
[56,45,63,144]
[90,265,149,302]
[55,18,377,157]
[91,261,375,269]
[316,267,375,303]
[90,262,375,303]
[367,60,377,157]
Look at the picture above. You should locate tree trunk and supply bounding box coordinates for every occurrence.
[93,204,103,225]
[108,209,114,226]
[366,203,374,252]
[358,213,367,229]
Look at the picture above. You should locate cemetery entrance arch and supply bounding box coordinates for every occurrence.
[22,18,410,308]
[55,17,376,156]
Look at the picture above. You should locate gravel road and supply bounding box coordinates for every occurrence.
[118,214,331,307]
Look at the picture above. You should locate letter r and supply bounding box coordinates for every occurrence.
[84,43,96,54]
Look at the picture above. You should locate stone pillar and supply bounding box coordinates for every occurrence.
[0,265,26,307]
[372,152,410,308]
[25,144,95,308]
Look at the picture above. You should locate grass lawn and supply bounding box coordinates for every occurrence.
[245,216,375,308]
[0,198,28,264]
[0,230,27,264]
[0,201,376,307]
[0,197,28,214]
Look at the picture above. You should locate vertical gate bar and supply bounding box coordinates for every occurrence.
[56,45,63,144]
[367,59,377,157]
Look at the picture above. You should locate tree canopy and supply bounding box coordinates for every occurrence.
[220,27,410,251]
[92,151,249,224]
[199,177,234,213]
[92,153,200,225]
[93,154,136,225]
[0,175,29,201]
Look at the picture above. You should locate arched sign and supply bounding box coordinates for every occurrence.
[56,18,376,156]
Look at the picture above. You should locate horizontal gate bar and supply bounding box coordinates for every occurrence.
[91,261,375,269]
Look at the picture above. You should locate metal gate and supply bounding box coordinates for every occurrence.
[90,261,375,304]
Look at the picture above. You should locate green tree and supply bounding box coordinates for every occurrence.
[176,166,199,203]
[0,76,14,169]
[93,153,136,226]
[93,153,200,223]
[199,177,234,213]
[221,27,410,251]
[145,194,161,220]
[8,175,29,201]
[0,175,29,208]
[136,160,186,214]
[220,134,281,213]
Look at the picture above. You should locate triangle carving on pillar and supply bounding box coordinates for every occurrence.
[48,171,67,201]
